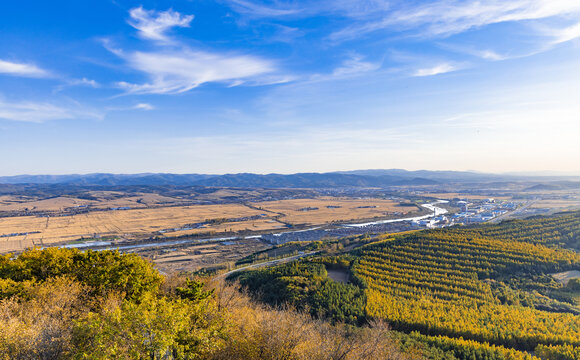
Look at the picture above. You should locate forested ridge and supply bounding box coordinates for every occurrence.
[234,211,580,360]
[444,211,580,248]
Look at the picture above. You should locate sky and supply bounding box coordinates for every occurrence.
[1,0,580,175]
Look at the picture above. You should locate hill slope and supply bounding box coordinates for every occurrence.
[233,211,580,359]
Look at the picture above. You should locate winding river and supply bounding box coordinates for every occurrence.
[342,200,449,227]
[63,200,449,251]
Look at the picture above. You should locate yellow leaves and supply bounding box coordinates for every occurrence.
[0,276,89,359]
[365,288,580,350]
[355,223,580,351]
[212,285,405,360]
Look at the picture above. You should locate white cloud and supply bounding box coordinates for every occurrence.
[549,21,580,44]
[134,103,154,110]
[227,0,303,17]
[71,78,99,87]
[114,6,281,94]
[0,59,49,78]
[226,0,391,19]
[331,0,580,40]
[438,43,510,61]
[475,50,506,61]
[128,7,194,42]
[54,78,100,92]
[0,99,101,123]
[332,54,380,76]
[117,49,276,94]
[413,63,458,77]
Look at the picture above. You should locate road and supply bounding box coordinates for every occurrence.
[488,200,537,224]
[220,251,318,278]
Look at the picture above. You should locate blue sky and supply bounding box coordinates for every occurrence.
[1,0,580,175]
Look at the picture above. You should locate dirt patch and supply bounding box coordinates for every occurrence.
[552,270,580,285]
[327,269,349,284]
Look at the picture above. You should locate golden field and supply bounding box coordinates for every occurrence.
[0,193,186,212]
[0,196,95,212]
[253,197,415,226]
[0,204,263,251]
[421,193,512,200]
[0,197,417,253]
[530,199,580,211]
[160,218,287,237]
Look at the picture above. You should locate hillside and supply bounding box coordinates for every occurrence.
[232,211,580,360]
[0,247,409,360]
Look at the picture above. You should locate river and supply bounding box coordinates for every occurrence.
[61,200,449,251]
[342,200,449,227]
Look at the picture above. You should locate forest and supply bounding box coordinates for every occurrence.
[233,210,580,360]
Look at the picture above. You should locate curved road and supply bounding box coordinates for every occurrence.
[220,251,318,278]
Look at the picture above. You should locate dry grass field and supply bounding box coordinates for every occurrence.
[88,193,183,209]
[422,193,512,200]
[143,237,272,273]
[530,199,580,211]
[161,218,287,237]
[0,193,186,213]
[253,197,416,226]
[0,204,264,250]
[0,196,96,212]
[194,188,263,201]
[0,196,416,253]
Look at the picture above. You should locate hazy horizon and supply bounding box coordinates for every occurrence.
[1,168,580,178]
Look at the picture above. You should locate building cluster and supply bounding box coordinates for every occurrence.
[448,199,518,225]
[409,198,521,228]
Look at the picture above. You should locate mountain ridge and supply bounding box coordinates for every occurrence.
[0,170,578,188]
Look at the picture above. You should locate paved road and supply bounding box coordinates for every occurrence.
[220,251,318,278]
[489,200,536,224]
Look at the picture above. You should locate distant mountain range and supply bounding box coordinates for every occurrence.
[0,170,578,188]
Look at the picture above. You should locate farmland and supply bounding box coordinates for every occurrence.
[143,237,272,273]
[0,196,422,253]
[0,203,263,251]
[253,197,417,226]
[420,192,512,201]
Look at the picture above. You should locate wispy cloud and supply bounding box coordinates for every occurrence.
[0,98,102,123]
[0,59,50,78]
[116,49,276,94]
[332,54,380,76]
[53,78,100,93]
[105,103,156,112]
[225,0,391,19]
[128,6,194,42]
[472,49,506,61]
[112,7,281,94]
[330,0,580,40]
[436,42,511,61]
[548,21,580,44]
[134,103,154,110]
[226,0,304,18]
[70,78,99,87]
[413,63,458,77]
